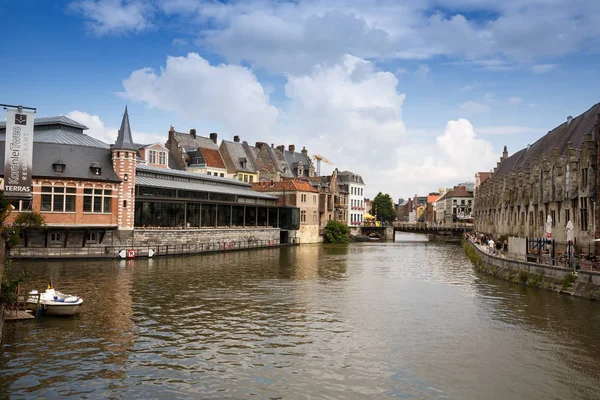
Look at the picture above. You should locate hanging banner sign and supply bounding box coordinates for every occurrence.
[4,108,34,198]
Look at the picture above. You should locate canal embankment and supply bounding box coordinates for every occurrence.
[464,239,600,300]
[8,227,288,259]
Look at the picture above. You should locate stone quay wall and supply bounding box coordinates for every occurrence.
[464,239,600,300]
[9,228,282,259]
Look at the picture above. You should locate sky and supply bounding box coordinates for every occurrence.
[1,0,600,200]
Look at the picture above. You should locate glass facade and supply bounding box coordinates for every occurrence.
[134,184,298,230]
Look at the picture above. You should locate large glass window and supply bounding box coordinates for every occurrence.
[83,188,112,213]
[217,205,232,227]
[186,203,201,227]
[232,206,245,226]
[245,206,256,226]
[268,207,278,227]
[257,207,268,226]
[148,150,156,164]
[201,204,216,227]
[41,186,76,212]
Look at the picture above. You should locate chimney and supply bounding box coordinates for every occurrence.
[209,132,218,144]
[190,129,197,139]
[567,116,573,126]
[289,144,295,152]
[169,125,175,141]
[255,142,265,149]
[234,135,240,143]
[301,146,308,155]
[277,145,285,153]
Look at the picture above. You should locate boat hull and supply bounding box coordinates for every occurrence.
[27,300,83,316]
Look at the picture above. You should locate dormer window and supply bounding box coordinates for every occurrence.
[148,149,167,165]
[52,159,65,173]
[239,157,247,168]
[90,162,102,176]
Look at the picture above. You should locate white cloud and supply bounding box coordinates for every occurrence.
[460,101,490,114]
[70,1,600,73]
[66,110,163,144]
[476,125,543,135]
[172,38,187,47]
[531,64,559,74]
[379,119,498,196]
[68,0,154,36]
[459,84,475,92]
[508,96,522,105]
[121,53,279,138]
[414,64,430,77]
[395,67,409,75]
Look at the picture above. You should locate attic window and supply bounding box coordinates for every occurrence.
[52,159,66,173]
[90,162,102,176]
[239,157,247,168]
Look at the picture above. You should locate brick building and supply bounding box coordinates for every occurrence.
[252,180,321,243]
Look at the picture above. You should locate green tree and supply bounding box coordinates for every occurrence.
[324,220,350,243]
[372,192,397,223]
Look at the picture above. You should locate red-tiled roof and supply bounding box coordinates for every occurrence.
[427,194,441,204]
[199,148,226,169]
[447,186,472,198]
[477,172,491,183]
[252,180,318,193]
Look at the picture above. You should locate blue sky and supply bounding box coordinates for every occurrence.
[1,0,600,198]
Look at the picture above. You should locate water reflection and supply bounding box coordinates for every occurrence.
[1,242,600,399]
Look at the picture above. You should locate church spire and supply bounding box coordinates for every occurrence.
[114,106,135,150]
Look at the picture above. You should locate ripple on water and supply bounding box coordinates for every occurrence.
[2,242,600,399]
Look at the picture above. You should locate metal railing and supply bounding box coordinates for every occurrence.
[8,237,300,260]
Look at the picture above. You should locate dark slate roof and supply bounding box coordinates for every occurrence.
[0,128,109,148]
[137,163,251,187]
[0,115,88,130]
[136,175,277,200]
[284,150,311,177]
[338,170,365,184]
[222,140,258,173]
[495,102,600,178]
[174,131,218,151]
[0,142,120,182]
[114,106,136,150]
[187,150,205,166]
[268,147,294,178]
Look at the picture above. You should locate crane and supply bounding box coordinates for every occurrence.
[312,154,334,176]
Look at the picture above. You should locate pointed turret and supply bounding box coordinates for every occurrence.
[114,106,136,149]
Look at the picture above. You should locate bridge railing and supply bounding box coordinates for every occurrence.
[393,222,474,229]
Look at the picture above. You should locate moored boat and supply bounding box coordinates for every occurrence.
[27,287,83,316]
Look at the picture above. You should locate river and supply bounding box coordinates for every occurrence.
[2,233,600,399]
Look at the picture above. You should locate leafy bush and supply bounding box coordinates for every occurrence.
[324,220,350,243]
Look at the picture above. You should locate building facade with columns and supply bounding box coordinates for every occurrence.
[473,102,600,252]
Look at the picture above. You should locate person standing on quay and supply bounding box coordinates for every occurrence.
[488,238,495,254]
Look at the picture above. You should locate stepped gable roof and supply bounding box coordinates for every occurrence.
[174,131,218,151]
[222,140,258,173]
[265,146,294,178]
[199,147,226,169]
[0,142,119,182]
[251,180,318,193]
[495,102,600,178]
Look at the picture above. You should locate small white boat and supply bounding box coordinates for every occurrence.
[27,288,83,316]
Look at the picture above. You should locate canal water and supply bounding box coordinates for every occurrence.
[2,233,600,399]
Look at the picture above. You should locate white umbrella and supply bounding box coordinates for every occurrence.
[566,220,574,258]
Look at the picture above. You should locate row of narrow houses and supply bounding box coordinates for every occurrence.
[473,102,600,251]
[0,107,367,250]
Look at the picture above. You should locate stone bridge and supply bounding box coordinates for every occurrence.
[393,222,473,236]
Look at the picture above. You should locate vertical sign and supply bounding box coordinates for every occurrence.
[4,108,34,198]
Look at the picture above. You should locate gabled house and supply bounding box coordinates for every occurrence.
[219,135,260,183]
[137,143,169,169]
[255,143,295,182]
[283,145,316,178]
[165,127,228,177]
